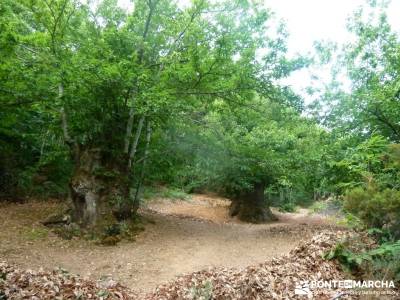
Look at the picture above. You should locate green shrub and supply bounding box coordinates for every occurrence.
[308,198,342,216]
[341,213,365,230]
[325,237,400,284]
[188,280,213,300]
[344,186,400,237]
[142,186,160,200]
[278,202,297,212]
[142,186,191,201]
[104,224,121,237]
[309,201,328,214]
[160,188,191,201]
[22,228,49,240]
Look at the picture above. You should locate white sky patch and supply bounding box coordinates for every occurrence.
[267,0,396,57]
[117,0,133,12]
[266,0,400,104]
[117,0,400,104]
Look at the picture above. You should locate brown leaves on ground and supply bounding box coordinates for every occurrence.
[0,262,138,300]
[145,230,355,300]
[0,231,363,299]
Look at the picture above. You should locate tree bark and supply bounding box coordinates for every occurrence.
[128,116,145,169]
[124,105,135,153]
[133,120,152,210]
[69,148,101,227]
[69,148,134,228]
[229,182,277,223]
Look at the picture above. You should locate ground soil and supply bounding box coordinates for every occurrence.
[0,194,338,296]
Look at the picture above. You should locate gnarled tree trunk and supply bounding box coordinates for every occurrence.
[69,148,134,228]
[229,182,277,223]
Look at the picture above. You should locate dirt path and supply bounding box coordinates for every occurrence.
[0,195,338,295]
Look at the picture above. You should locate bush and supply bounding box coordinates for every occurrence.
[344,186,400,238]
[324,235,400,285]
[309,201,328,214]
[142,186,191,201]
[308,198,342,216]
[188,280,213,300]
[278,202,297,212]
[161,188,191,201]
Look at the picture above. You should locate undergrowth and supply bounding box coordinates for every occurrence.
[143,186,191,201]
[277,201,297,213]
[324,230,400,286]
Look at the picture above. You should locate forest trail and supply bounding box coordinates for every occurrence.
[0,195,338,295]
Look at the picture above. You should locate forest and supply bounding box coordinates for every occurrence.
[0,0,399,299]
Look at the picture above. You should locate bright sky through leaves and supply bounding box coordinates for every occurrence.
[268,0,400,101]
[117,0,400,103]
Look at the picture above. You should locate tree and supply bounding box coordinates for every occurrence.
[310,1,400,143]
[0,0,73,198]
[308,1,400,238]
[345,2,400,142]
[153,95,326,222]
[1,0,297,228]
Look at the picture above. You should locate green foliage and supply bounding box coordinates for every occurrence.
[0,102,72,198]
[332,136,392,189]
[335,137,400,237]
[22,228,49,240]
[344,186,400,237]
[312,2,400,143]
[104,224,121,237]
[309,2,400,215]
[308,198,342,215]
[153,95,328,207]
[340,213,365,231]
[142,186,160,200]
[324,242,361,273]
[53,223,81,240]
[143,186,191,201]
[308,201,328,214]
[1,0,308,210]
[324,237,400,284]
[278,202,297,213]
[2,0,397,234]
[189,280,213,300]
[99,219,146,245]
[160,188,191,201]
[96,290,110,298]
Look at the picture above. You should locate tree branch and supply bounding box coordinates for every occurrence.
[368,107,400,141]
[124,0,156,156]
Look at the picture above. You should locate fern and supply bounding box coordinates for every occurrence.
[324,239,400,283]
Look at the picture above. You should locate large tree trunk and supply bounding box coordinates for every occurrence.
[229,182,277,223]
[69,148,134,228]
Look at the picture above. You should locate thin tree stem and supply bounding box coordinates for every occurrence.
[134,120,152,207]
[59,83,72,144]
[128,116,145,169]
[124,105,135,153]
